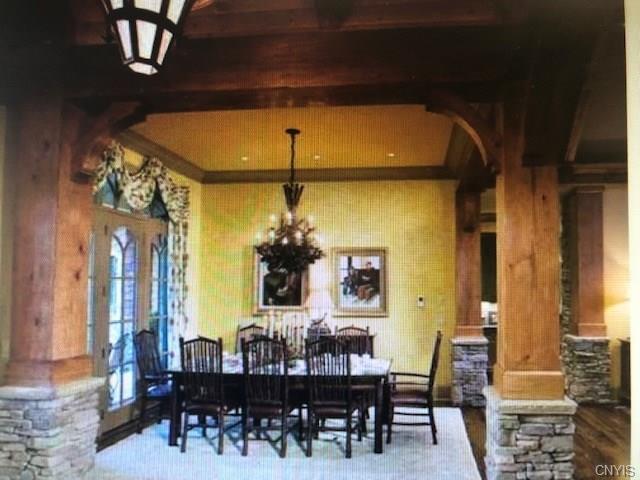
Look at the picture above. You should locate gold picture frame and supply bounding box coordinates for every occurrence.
[332,247,388,317]
[253,254,309,314]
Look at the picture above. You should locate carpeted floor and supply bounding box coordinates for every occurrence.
[93,408,480,480]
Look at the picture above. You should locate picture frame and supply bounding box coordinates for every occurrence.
[253,254,309,314]
[332,247,388,317]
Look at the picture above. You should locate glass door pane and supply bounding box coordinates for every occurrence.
[149,234,169,368]
[107,227,139,411]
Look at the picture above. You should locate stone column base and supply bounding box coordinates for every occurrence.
[0,377,103,480]
[562,334,613,404]
[451,336,488,407]
[484,386,577,480]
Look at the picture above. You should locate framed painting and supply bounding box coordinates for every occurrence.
[332,247,388,317]
[253,254,308,314]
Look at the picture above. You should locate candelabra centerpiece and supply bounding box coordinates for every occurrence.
[255,128,325,274]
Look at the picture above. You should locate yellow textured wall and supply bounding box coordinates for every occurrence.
[198,180,457,391]
[603,185,630,391]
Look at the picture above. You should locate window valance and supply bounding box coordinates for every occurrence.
[94,142,189,224]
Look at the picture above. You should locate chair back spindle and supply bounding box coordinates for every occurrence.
[305,337,352,408]
[336,325,372,356]
[180,336,224,405]
[236,323,266,353]
[241,337,288,407]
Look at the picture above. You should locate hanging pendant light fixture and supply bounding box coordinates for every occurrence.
[100,0,197,75]
[255,129,325,274]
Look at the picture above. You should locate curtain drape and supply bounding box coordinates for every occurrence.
[94,142,190,367]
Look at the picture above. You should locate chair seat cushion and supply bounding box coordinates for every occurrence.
[246,403,293,417]
[391,388,429,406]
[312,402,359,418]
[147,383,172,398]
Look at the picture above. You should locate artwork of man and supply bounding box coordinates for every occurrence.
[356,261,379,301]
[262,268,302,306]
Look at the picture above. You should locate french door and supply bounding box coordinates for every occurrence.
[91,207,168,433]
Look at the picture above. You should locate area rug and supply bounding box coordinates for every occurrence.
[93,407,481,480]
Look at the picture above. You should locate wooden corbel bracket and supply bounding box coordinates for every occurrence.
[425,89,502,174]
[67,101,147,183]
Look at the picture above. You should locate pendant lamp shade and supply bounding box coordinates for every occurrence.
[100,0,196,75]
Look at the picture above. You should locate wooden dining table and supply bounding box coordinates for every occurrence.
[166,354,392,454]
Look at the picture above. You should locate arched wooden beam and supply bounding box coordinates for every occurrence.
[66,101,146,182]
[425,89,502,173]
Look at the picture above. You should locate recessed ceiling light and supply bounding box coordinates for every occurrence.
[387,152,396,158]
[241,156,249,162]
[314,154,321,160]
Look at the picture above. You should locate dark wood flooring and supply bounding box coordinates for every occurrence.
[461,405,631,480]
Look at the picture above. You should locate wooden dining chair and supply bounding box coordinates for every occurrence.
[235,323,266,354]
[305,337,364,458]
[386,330,443,445]
[336,325,373,356]
[241,336,293,458]
[133,330,172,434]
[336,325,373,431]
[179,336,228,454]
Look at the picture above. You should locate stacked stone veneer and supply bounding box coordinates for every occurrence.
[0,377,103,480]
[562,335,612,404]
[451,337,488,407]
[484,387,577,480]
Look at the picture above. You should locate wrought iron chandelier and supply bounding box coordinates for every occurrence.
[100,0,206,75]
[255,129,325,273]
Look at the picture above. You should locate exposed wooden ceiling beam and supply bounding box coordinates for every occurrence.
[565,27,614,163]
[61,27,521,107]
[69,0,523,45]
[521,10,614,166]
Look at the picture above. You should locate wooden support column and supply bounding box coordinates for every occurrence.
[3,94,93,386]
[455,189,483,337]
[565,186,607,337]
[494,86,565,400]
